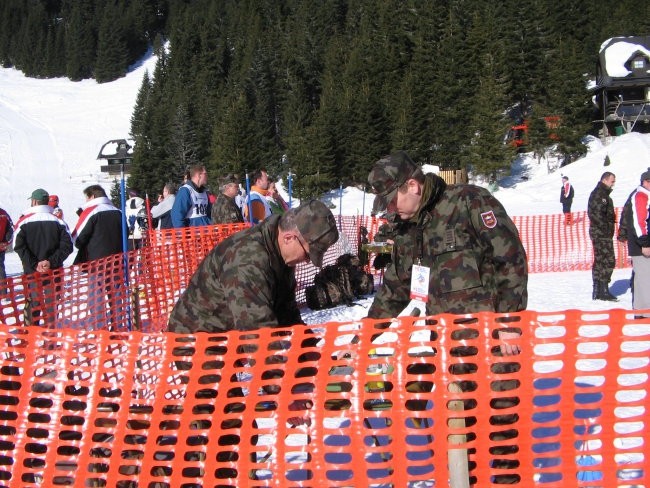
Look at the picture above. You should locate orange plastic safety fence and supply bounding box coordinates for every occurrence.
[0,253,134,331]
[137,224,249,330]
[0,212,631,332]
[0,310,648,487]
[512,210,629,272]
[0,224,247,333]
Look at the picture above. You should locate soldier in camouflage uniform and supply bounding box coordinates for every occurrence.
[168,200,339,332]
[367,151,527,484]
[211,174,245,224]
[366,151,528,319]
[587,171,618,301]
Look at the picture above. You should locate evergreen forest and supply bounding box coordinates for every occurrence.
[1,0,648,198]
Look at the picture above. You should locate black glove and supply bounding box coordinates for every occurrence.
[373,253,392,270]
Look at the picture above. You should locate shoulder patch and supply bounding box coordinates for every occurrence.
[480,210,497,229]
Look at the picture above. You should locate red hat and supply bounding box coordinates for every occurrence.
[48,194,59,207]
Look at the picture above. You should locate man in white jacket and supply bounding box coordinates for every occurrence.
[150,183,176,229]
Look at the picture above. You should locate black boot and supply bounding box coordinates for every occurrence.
[592,282,599,300]
[597,281,619,302]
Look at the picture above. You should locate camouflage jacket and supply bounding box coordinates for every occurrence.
[211,193,244,224]
[168,214,303,332]
[587,182,615,240]
[368,176,528,318]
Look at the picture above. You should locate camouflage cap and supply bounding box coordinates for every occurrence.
[295,200,339,267]
[368,151,418,212]
[221,174,240,186]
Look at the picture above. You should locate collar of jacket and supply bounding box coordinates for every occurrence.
[258,214,290,275]
[219,192,237,203]
[188,180,206,192]
[251,185,268,196]
[598,181,613,194]
[31,205,55,214]
[413,173,447,226]
[82,196,114,210]
[409,173,448,263]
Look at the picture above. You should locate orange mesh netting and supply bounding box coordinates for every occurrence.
[0,310,648,486]
[0,211,632,332]
[0,211,631,332]
[511,210,628,273]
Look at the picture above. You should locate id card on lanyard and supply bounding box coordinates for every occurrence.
[410,263,430,302]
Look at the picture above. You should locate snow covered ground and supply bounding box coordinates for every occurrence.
[1,49,648,321]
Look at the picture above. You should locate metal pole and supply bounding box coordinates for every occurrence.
[120,163,131,331]
[245,171,253,224]
[120,167,128,256]
[288,170,293,209]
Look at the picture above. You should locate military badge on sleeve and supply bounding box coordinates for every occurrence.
[480,211,497,228]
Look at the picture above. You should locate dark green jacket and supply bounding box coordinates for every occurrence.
[168,214,302,332]
[211,192,244,224]
[368,175,528,318]
[587,181,616,240]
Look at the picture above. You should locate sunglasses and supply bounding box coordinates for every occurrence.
[295,236,310,263]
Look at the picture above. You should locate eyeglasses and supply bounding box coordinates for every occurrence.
[295,236,311,263]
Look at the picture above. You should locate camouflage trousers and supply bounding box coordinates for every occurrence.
[591,237,615,283]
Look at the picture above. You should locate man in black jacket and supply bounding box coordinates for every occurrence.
[14,188,73,325]
[560,175,574,225]
[72,185,123,262]
[71,184,125,329]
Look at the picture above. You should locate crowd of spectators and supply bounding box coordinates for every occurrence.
[0,164,297,329]
[0,164,293,281]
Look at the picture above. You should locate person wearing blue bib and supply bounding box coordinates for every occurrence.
[171,164,212,228]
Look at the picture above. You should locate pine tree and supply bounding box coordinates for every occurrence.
[63,0,96,81]
[210,87,258,177]
[129,49,174,197]
[526,113,552,164]
[390,8,440,164]
[130,71,152,142]
[95,1,129,83]
[502,0,554,107]
[170,102,201,178]
[0,2,27,67]
[308,34,351,187]
[546,39,591,163]
[110,179,122,207]
[429,1,474,169]
[464,5,515,181]
[43,21,66,78]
